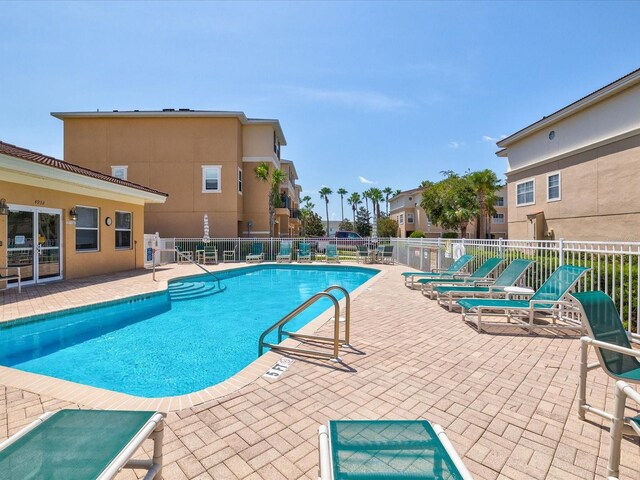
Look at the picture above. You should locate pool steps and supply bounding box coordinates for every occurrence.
[168,281,223,301]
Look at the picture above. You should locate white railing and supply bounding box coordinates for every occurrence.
[170,237,392,263]
[390,237,640,334]
[158,236,640,334]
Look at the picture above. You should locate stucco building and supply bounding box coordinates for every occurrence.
[497,68,640,241]
[390,186,508,238]
[52,109,301,238]
[0,141,167,288]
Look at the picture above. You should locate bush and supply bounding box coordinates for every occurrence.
[442,232,458,238]
[409,231,425,238]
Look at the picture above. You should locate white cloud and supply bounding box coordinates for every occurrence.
[287,86,410,111]
[449,141,464,149]
[482,134,507,143]
[358,176,376,184]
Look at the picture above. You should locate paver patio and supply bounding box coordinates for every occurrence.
[1,263,639,479]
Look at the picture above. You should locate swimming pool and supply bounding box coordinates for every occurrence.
[0,265,378,397]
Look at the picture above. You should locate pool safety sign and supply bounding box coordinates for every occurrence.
[263,357,295,379]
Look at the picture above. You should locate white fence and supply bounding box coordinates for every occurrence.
[158,236,640,334]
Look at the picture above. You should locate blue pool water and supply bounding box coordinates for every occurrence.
[0,265,378,397]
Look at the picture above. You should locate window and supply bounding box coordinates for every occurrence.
[111,166,128,180]
[516,179,535,206]
[238,168,243,194]
[492,213,505,224]
[495,196,504,207]
[75,206,99,251]
[115,211,132,249]
[547,172,561,201]
[202,166,221,193]
[399,214,404,224]
[407,212,414,224]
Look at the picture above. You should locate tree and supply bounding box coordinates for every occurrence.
[336,188,348,221]
[362,189,372,226]
[420,171,479,237]
[319,187,332,235]
[355,206,372,237]
[368,187,384,220]
[347,192,361,225]
[383,187,394,215]
[468,169,502,239]
[338,219,354,231]
[299,195,314,236]
[377,216,399,237]
[305,211,326,236]
[254,161,287,237]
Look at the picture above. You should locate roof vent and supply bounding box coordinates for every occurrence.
[162,108,175,112]
[113,110,118,112]
[134,109,139,112]
[178,108,191,111]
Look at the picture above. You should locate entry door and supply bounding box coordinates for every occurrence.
[6,207,63,285]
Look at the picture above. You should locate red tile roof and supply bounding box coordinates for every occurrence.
[0,141,168,197]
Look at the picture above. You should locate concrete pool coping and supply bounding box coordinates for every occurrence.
[0,262,386,412]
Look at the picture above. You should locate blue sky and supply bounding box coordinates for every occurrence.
[2,1,640,220]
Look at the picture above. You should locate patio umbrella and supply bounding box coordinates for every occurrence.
[203,214,210,242]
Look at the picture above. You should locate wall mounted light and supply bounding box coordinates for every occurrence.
[0,198,8,216]
[69,207,78,221]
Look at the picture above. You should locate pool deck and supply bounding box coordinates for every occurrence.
[1,262,639,479]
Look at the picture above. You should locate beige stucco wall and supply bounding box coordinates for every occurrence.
[506,133,640,241]
[243,125,277,159]
[63,117,249,238]
[0,179,145,279]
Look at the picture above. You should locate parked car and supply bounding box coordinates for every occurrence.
[316,231,377,252]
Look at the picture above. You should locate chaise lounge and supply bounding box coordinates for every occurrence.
[0,409,165,480]
[418,257,503,298]
[402,254,474,289]
[457,264,589,333]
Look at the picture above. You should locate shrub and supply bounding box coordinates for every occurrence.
[409,231,425,238]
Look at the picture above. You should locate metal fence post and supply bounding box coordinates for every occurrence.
[419,238,424,271]
[559,238,565,266]
[437,237,442,271]
[498,237,504,258]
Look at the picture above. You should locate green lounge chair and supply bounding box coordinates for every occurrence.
[379,244,394,264]
[276,241,292,263]
[457,264,589,333]
[571,291,640,478]
[318,420,473,480]
[356,245,370,263]
[418,257,503,299]
[434,258,533,310]
[203,245,217,265]
[246,243,264,263]
[0,409,165,480]
[402,254,474,289]
[298,242,312,263]
[325,244,340,263]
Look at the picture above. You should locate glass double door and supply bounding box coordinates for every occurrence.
[7,207,63,285]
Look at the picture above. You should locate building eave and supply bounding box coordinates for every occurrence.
[51,109,287,145]
[497,68,640,149]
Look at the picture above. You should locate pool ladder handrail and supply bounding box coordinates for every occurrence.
[258,285,351,362]
[153,248,224,292]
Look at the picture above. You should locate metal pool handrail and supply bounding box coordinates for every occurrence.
[258,286,352,362]
[153,248,224,291]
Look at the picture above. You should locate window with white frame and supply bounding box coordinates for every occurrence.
[516,179,535,206]
[492,213,505,224]
[547,172,561,201]
[495,196,504,207]
[115,211,132,249]
[407,212,414,224]
[111,166,128,180]
[238,167,243,194]
[399,214,404,224]
[202,166,221,193]
[75,206,99,251]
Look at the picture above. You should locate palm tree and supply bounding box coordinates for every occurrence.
[336,188,348,221]
[347,192,361,225]
[254,161,286,237]
[467,169,502,239]
[368,187,384,220]
[319,187,333,235]
[383,187,394,215]
[300,195,313,236]
[362,189,371,221]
